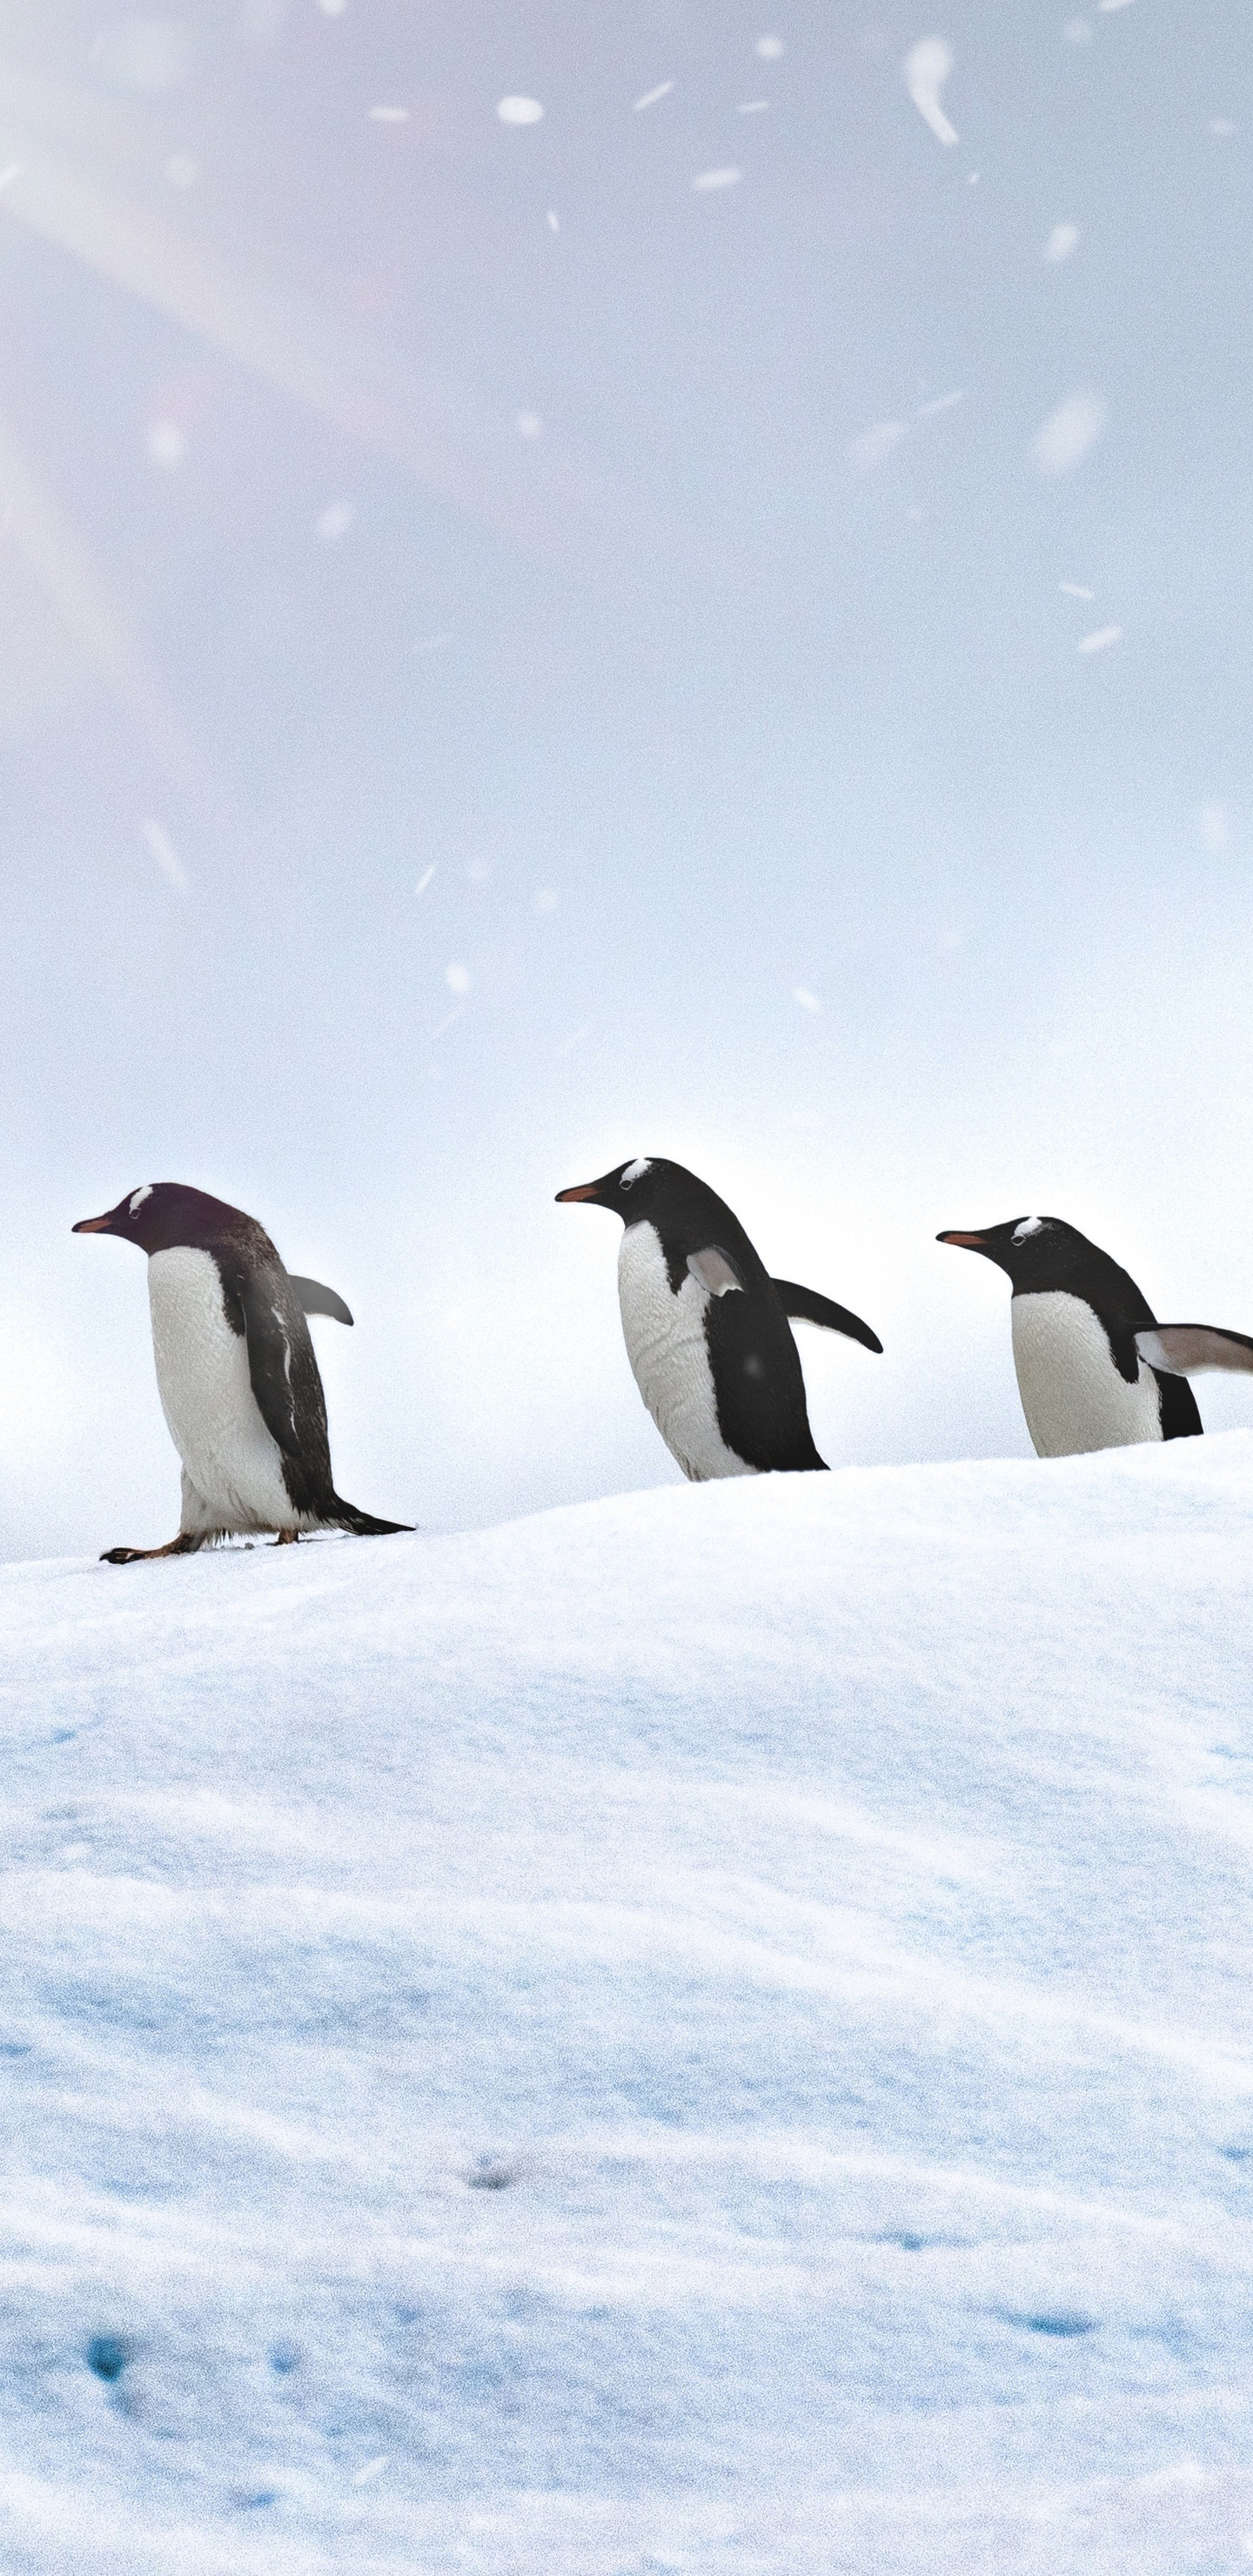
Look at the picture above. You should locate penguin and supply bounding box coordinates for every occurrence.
[937,1214,1203,1457]
[555,1156,881,1479]
[73,1183,412,1560]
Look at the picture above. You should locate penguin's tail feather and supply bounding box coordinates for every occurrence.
[330,1497,415,1537]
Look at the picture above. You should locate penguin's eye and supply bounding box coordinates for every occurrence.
[1012,1215,1045,1242]
[620,1157,651,1189]
[129,1184,154,1216]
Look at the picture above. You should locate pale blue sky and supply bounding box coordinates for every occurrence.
[1,1,1250,1558]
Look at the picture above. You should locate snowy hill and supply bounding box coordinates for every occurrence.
[3,1437,1253,2573]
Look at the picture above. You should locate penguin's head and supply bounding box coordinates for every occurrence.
[73,1183,246,1256]
[936,1215,1095,1291]
[555,1157,667,1222]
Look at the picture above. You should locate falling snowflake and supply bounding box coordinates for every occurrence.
[146,420,184,468]
[903,38,958,148]
[142,818,188,890]
[316,500,356,540]
[850,419,907,472]
[1031,392,1107,477]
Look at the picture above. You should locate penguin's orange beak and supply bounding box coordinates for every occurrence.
[72,1211,116,1234]
[555,1181,603,1204]
[936,1231,986,1249]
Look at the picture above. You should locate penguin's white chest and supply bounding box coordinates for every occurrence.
[1010,1290,1163,1459]
[617,1223,756,1482]
[147,1247,300,1533]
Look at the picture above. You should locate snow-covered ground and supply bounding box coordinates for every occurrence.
[3,1435,1253,2573]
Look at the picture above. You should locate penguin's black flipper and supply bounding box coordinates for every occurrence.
[772,1282,883,1354]
[330,1496,415,1536]
[1136,1325,1253,1378]
[289,1276,354,1326]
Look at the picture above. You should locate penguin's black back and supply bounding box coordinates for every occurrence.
[216,1244,338,1512]
[1151,1362,1203,1441]
[703,1278,827,1471]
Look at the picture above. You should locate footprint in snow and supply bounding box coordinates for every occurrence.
[1013,2311,1096,2338]
[466,2156,514,2190]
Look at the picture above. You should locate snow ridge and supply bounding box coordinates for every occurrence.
[3,1437,1253,2571]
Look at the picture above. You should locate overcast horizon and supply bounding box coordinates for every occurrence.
[1,0,1250,1562]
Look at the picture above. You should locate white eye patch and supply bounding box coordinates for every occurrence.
[687,1245,745,1297]
[128,1184,154,1215]
[621,1157,652,1186]
[1012,1215,1044,1242]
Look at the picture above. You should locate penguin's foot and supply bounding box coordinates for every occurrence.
[100,1533,205,1565]
[271,1530,300,1546]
